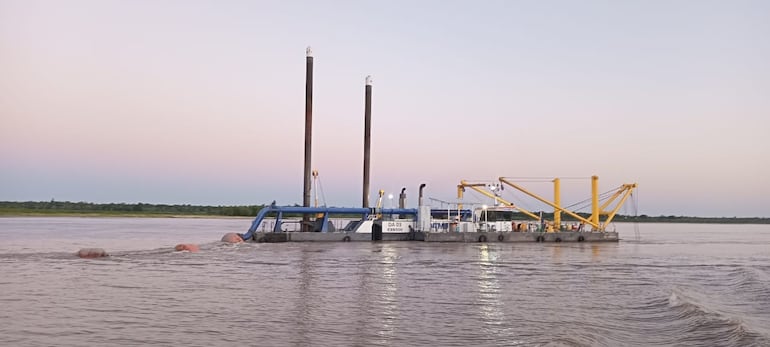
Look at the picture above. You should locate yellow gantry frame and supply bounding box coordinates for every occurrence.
[496,176,637,232]
[457,180,541,221]
[598,183,637,226]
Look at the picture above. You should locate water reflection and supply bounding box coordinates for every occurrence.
[352,243,400,345]
[475,245,513,340]
[551,243,563,263]
[376,244,399,340]
[293,247,313,346]
[2,220,769,346]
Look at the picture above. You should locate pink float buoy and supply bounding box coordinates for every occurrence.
[221,233,244,243]
[174,243,200,252]
[77,248,108,258]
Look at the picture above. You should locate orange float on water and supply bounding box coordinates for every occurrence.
[77,248,108,258]
[174,244,200,252]
[221,233,244,243]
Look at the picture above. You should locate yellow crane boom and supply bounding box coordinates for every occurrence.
[498,177,598,229]
[457,180,541,221]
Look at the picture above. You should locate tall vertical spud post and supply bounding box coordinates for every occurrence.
[362,75,372,208]
[303,47,313,231]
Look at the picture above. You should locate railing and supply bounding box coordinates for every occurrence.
[258,218,360,233]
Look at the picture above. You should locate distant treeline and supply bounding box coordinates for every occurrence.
[0,200,264,217]
[0,201,768,224]
[621,215,769,224]
[485,212,770,224]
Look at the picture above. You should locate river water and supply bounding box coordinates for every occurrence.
[1,217,769,346]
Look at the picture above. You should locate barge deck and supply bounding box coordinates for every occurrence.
[248,231,618,243]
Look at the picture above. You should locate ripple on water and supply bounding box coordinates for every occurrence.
[1,220,770,346]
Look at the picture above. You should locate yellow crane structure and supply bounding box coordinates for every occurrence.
[496,176,637,232]
[457,180,541,221]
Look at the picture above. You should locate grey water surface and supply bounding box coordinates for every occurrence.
[1,217,769,346]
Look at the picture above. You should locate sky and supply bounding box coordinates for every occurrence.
[1,0,768,217]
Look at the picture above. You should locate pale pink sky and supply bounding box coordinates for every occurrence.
[1,0,769,217]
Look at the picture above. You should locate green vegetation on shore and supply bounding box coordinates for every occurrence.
[508,212,770,225]
[0,201,768,224]
[0,201,262,217]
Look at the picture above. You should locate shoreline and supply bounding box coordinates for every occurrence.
[0,212,252,219]
[0,212,768,225]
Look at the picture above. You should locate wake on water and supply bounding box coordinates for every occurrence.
[666,287,770,347]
